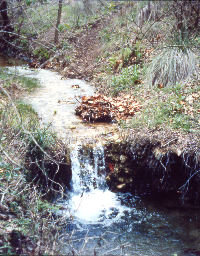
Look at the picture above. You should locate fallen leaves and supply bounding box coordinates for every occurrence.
[181,92,200,118]
[72,84,80,89]
[75,94,141,122]
[108,162,115,172]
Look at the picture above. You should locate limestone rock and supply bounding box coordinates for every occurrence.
[120,155,128,163]
[117,183,126,189]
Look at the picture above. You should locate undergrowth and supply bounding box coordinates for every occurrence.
[93,2,199,134]
[0,68,40,93]
[109,65,141,95]
[0,158,63,255]
[128,82,200,133]
[0,71,67,254]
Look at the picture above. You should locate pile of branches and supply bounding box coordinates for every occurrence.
[75,94,141,122]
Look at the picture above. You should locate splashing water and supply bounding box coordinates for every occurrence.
[67,143,129,225]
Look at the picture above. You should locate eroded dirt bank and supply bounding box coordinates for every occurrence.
[103,130,200,206]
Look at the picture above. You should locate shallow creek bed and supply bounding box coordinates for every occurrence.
[1,63,200,255]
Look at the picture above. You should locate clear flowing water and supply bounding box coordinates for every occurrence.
[59,144,200,256]
[7,66,116,143]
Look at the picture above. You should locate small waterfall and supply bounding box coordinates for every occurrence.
[67,143,128,225]
[70,143,107,194]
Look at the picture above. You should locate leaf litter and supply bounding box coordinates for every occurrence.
[75,94,141,122]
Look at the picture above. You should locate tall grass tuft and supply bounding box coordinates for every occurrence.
[147,48,198,87]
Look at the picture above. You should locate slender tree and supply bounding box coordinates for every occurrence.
[54,0,63,45]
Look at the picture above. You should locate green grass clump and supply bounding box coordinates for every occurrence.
[33,47,51,62]
[147,48,198,87]
[27,127,57,161]
[17,76,40,92]
[130,83,200,133]
[109,65,141,95]
[0,68,40,93]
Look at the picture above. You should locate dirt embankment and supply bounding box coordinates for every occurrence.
[45,17,110,82]
[62,20,104,80]
[104,130,200,207]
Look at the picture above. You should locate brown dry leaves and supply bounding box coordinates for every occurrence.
[75,94,141,122]
[181,91,200,118]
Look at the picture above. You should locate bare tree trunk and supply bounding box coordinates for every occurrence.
[0,0,13,34]
[83,0,92,16]
[0,0,14,49]
[54,0,63,45]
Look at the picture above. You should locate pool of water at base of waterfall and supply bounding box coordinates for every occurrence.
[58,191,200,256]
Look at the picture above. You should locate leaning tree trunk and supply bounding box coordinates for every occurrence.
[54,0,63,45]
[0,0,14,49]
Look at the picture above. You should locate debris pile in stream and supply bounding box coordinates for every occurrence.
[75,94,141,122]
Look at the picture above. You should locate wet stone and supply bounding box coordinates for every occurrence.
[120,154,128,163]
[117,183,126,189]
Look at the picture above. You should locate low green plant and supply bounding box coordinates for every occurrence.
[0,68,40,93]
[17,76,40,92]
[109,65,141,95]
[61,41,72,51]
[36,199,59,212]
[130,83,199,132]
[134,41,144,60]
[100,27,112,43]
[121,47,132,63]
[1,101,39,135]
[33,47,50,62]
[58,23,72,32]
[27,127,57,162]
[108,55,120,70]
[104,2,116,14]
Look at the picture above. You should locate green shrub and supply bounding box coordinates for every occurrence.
[33,47,50,62]
[100,27,112,43]
[110,65,141,95]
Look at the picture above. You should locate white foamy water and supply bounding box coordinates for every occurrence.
[8,66,94,140]
[63,143,129,225]
[69,190,126,224]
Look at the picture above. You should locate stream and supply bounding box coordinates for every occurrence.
[2,60,200,256]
